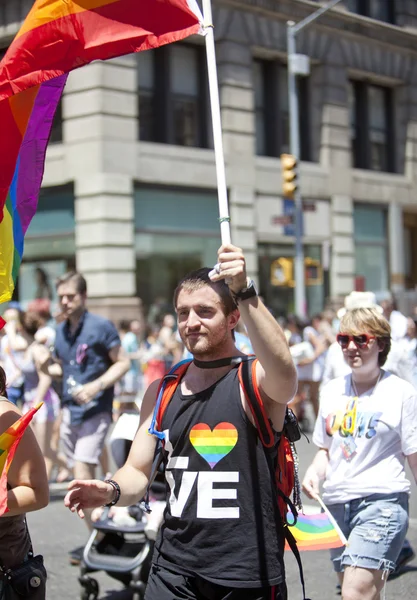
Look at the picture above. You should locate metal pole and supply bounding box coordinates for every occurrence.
[286,0,342,318]
[287,22,306,318]
[292,0,343,34]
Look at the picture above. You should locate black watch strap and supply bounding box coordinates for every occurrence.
[232,279,257,302]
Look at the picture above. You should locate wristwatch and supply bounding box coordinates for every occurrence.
[232,278,258,302]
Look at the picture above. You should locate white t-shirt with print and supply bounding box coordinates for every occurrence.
[313,371,417,504]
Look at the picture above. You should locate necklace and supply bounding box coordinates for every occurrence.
[342,370,383,437]
[351,370,382,399]
[193,356,248,369]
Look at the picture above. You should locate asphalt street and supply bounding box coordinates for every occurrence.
[28,430,417,600]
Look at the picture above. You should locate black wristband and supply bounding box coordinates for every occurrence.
[104,479,121,507]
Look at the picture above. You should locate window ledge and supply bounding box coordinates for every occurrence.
[138,141,215,163]
[352,168,409,183]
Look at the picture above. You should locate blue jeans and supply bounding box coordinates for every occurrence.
[7,385,24,406]
[328,492,409,573]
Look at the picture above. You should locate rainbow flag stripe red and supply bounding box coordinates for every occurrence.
[0,0,202,308]
[0,403,43,515]
[285,511,346,552]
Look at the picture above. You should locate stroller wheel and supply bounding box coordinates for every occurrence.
[79,575,99,600]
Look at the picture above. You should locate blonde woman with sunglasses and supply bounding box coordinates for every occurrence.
[302,307,417,600]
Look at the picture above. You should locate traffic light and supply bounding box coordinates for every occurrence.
[280,153,298,199]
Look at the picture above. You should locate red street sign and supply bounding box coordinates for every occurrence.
[271,215,293,226]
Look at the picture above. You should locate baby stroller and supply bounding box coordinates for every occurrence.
[78,412,166,600]
[78,502,154,600]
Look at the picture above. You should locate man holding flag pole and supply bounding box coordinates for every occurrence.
[1,1,299,598]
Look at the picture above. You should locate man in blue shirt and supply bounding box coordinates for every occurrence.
[51,271,129,563]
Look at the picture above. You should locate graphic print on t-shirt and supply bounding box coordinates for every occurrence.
[325,409,382,439]
[189,422,238,468]
[164,424,240,519]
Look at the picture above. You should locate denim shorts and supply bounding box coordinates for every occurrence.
[328,492,409,573]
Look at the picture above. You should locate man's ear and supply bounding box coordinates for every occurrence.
[228,309,240,330]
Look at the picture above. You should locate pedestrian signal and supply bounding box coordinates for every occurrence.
[281,154,298,199]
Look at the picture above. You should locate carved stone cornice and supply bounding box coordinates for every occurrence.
[214,0,417,54]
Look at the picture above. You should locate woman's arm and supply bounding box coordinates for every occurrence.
[1,404,49,517]
[407,452,417,485]
[4,320,28,352]
[32,345,53,403]
[302,447,329,499]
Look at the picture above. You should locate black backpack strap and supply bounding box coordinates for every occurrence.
[284,526,312,600]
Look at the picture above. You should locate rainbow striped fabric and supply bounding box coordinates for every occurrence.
[0,403,43,515]
[0,0,202,306]
[189,422,238,468]
[285,511,346,552]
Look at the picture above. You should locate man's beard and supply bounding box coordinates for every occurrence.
[184,330,230,358]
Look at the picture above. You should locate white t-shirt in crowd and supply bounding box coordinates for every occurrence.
[390,310,408,341]
[313,371,417,504]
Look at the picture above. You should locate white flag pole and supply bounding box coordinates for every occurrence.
[202,0,231,246]
[316,495,349,546]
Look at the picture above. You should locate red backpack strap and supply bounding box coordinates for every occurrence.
[155,361,191,431]
[238,357,275,448]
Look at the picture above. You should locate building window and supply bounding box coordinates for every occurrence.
[134,186,220,307]
[346,0,395,24]
[349,81,395,172]
[137,44,211,148]
[354,205,389,294]
[49,98,63,144]
[254,60,310,160]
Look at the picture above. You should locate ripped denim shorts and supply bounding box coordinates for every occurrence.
[328,492,409,573]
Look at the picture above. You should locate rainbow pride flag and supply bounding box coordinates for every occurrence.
[285,510,347,552]
[0,0,203,307]
[0,403,43,516]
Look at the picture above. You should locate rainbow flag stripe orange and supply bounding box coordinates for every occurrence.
[285,511,346,552]
[0,0,202,308]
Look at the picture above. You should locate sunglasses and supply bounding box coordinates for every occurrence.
[336,333,375,349]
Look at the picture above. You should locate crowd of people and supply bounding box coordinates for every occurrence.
[0,249,416,600]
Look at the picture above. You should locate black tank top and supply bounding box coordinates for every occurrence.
[152,366,285,588]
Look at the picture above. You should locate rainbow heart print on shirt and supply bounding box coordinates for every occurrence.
[189,422,238,468]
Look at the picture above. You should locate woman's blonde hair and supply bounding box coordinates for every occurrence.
[339,307,391,366]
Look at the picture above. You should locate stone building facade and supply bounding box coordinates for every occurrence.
[2,0,417,318]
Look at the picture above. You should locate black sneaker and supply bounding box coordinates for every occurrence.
[389,544,416,579]
[69,546,84,566]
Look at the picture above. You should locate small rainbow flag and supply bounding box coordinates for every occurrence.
[0,403,43,516]
[285,509,347,552]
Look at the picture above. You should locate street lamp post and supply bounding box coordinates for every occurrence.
[287,0,342,318]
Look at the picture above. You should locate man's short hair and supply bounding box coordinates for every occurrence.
[173,267,238,316]
[56,272,87,295]
[119,319,131,332]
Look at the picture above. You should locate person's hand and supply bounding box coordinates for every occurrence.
[64,479,115,519]
[302,467,320,500]
[209,244,248,295]
[73,380,101,405]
